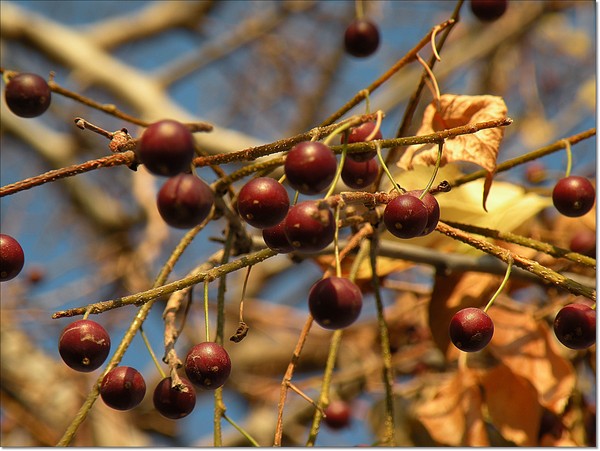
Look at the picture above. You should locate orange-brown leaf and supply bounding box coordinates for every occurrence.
[415,369,489,446]
[479,363,542,446]
[487,305,576,414]
[398,94,507,173]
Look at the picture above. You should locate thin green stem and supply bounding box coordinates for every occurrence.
[139,326,167,379]
[563,139,573,178]
[355,0,364,19]
[334,204,342,278]
[376,143,403,194]
[324,145,347,200]
[415,53,441,110]
[223,413,260,447]
[420,141,443,199]
[204,281,210,342]
[483,257,513,313]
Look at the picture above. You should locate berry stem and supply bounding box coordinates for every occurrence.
[419,141,444,200]
[222,413,260,447]
[483,257,513,313]
[323,145,347,199]
[139,325,167,379]
[334,204,342,278]
[563,139,573,178]
[355,0,365,20]
[365,109,383,141]
[416,53,441,111]
[376,143,403,194]
[204,280,211,342]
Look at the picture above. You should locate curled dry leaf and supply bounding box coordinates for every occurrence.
[415,368,489,446]
[479,363,543,447]
[487,305,576,414]
[398,94,508,174]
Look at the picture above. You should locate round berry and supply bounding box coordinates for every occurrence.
[323,400,352,429]
[0,234,25,282]
[553,303,596,350]
[153,376,197,419]
[342,122,382,162]
[341,157,379,189]
[569,230,596,258]
[262,217,295,254]
[308,277,363,330]
[237,177,290,229]
[284,141,337,195]
[406,190,440,236]
[552,176,596,217]
[344,19,380,58]
[383,194,429,239]
[100,366,146,410]
[157,173,214,228]
[4,73,51,118]
[184,342,231,390]
[58,319,111,372]
[525,162,547,185]
[137,120,195,176]
[284,201,336,253]
[449,308,494,352]
[470,0,508,22]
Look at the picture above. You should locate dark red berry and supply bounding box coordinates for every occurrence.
[58,319,111,372]
[262,217,295,254]
[308,277,363,330]
[383,194,429,239]
[344,19,380,57]
[323,400,352,429]
[342,122,382,162]
[184,342,231,390]
[552,176,595,217]
[237,177,290,229]
[525,162,547,185]
[406,190,440,236]
[341,157,379,189]
[284,201,336,253]
[553,303,596,350]
[569,230,596,258]
[100,366,146,410]
[137,120,195,176]
[470,0,508,22]
[157,173,214,228]
[0,234,25,282]
[4,73,51,118]
[153,376,197,419]
[284,141,337,195]
[449,308,494,352]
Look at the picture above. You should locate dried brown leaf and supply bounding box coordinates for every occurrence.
[415,369,489,446]
[479,363,542,446]
[487,305,576,413]
[398,94,508,173]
